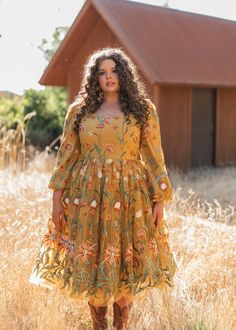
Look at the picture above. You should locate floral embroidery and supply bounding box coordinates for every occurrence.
[76,240,97,263]
[30,99,177,305]
[103,243,120,266]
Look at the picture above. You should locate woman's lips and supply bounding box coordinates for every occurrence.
[106,81,115,86]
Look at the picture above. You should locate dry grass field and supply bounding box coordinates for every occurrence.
[0,153,236,330]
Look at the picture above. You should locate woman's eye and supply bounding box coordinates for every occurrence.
[99,71,105,75]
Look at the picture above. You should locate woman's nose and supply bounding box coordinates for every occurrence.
[106,72,111,79]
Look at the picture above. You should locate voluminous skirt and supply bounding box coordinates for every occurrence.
[29,158,177,305]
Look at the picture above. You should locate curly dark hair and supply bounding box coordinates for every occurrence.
[73,47,151,131]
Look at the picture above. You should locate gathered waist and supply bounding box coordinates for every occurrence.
[76,157,147,171]
[78,157,144,164]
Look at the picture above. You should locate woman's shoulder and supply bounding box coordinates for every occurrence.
[144,98,156,111]
[67,100,82,117]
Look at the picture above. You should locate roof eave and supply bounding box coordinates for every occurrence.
[39,0,93,86]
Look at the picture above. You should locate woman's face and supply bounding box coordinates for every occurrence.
[98,59,120,94]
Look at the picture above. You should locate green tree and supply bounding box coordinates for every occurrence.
[23,87,67,147]
[38,26,69,63]
[0,94,24,129]
[24,25,70,148]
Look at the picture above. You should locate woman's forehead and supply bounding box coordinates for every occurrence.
[98,58,116,70]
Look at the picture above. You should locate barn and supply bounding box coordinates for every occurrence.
[39,0,236,170]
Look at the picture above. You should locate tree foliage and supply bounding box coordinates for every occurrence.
[0,94,24,129]
[23,87,67,147]
[22,25,70,148]
[0,25,70,148]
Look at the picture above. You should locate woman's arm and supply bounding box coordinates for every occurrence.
[139,99,173,226]
[49,103,80,231]
[48,103,81,191]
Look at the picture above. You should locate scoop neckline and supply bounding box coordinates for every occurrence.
[95,112,124,120]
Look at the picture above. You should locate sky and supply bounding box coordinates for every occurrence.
[1,0,236,95]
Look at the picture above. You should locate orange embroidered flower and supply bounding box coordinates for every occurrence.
[76,240,97,263]
[103,243,120,266]
[105,143,115,153]
[124,244,133,264]
[57,238,77,259]
[65,143,73,151]
[137,228,146,239]
[42,232,57,248]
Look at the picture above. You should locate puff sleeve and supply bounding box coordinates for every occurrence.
[48,104,81,191]
[139,99,173,204]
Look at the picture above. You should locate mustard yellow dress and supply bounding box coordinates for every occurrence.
[29,99,177,305]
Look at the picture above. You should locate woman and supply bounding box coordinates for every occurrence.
[29,47,177,330]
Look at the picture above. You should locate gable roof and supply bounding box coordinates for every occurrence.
[39,0,236,87]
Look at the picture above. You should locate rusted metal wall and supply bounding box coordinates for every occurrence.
[216,88,236,165]
[154,85,192,170]
[67,17,152,103]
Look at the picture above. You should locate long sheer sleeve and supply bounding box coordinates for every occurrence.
[139,99,173,204]
[48,103,81,191]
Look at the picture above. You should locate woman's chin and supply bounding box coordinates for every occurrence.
[103,87,119,93]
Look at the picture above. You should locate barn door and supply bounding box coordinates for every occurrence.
[191,88,216,167]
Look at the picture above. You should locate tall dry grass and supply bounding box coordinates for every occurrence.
[0,111,36,171]
[0,157,236,329]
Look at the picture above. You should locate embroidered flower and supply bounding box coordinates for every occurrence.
[135,210,142,218]
[124,244,133,264]
[113,201,121,210]
[76,240,97,263]
[103,243,120,266]
[65,143,73,151]
[105,143,115,153]
[159,181,167,190]
[137,228,146,239]
[42,232,57,248]
[57,238,77,259]
[90,199,98,209]
[73,198,80,206]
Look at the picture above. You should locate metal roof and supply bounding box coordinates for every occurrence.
[39,0,236,87]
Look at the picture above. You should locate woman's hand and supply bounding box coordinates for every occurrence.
[152,201,164,228]
[52,190,64,233]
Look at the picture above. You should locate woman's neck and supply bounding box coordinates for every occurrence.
[102,92,119,105]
